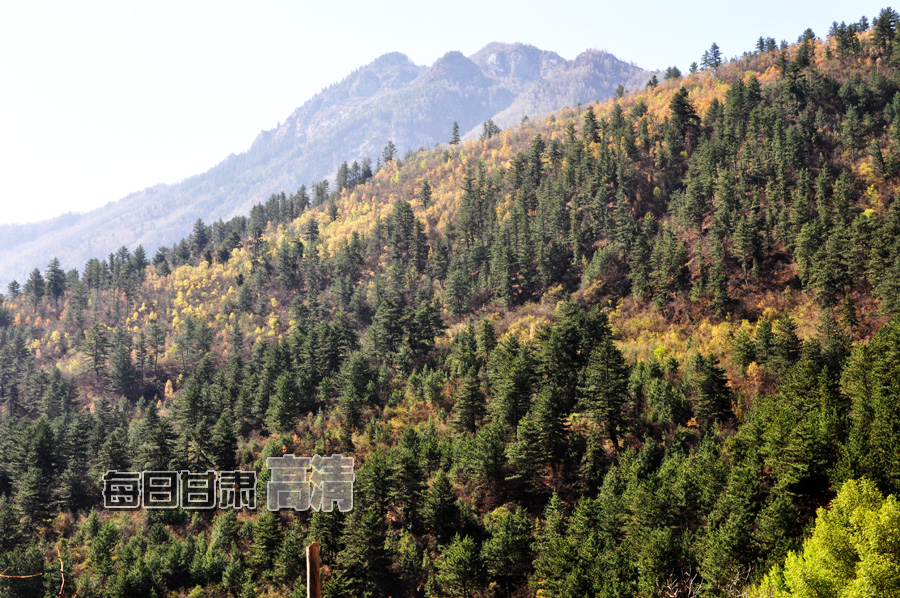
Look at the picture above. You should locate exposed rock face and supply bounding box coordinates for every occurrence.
[0,43,654,284]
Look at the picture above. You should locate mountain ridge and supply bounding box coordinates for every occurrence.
[0,42,654,285]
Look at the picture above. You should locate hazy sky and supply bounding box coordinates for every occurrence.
[0,0,885,225]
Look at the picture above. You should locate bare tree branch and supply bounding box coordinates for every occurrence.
[0,566,43,579]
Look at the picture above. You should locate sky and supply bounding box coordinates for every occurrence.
[0,0,886,225]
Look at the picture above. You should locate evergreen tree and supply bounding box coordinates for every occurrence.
[482,506,533,596]
[339,509,393,596]
[689,353,733,425]
[450,122,460,145]
[452,369,486,433]
[266,372,301,433]
[45,257,66,307]
[85,323,110,382]
[438,535,485,598]
[107,327,136,396]
[191,218,210,257]
[701,42,723,70]
[424,470,460,544]
[664,65,682,80]
[209,411,237,470]
[772,316,802,371]
[580,335,630,451]
[23,267,45,311]
[249,510,282,571]
[382,140,397,163]
[481,119,501,140]
[391,427,425,527]
[419,179,433,208]
[507,387,566,484]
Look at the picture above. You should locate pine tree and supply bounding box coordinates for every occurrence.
[438,535,485,598]
[191,218,210,257]
[665,66,682,80]
[755,319,774,363]
[419,179,433,208]
[732,328,756,374]
[583,107,600,143]
[482,506,533,595]
[391,427,425,527]
[266,372,301,433]
[23,268,45,311]
[339,508,393,596]
[424,470,460,544]
[580,335,630,451]
[702,42,723,70]
[249,510,282,570]
[689,353,733,425]
[772,316,802,371]
[709,254,730,317]
[445,260,472,318]
[481,119,501,140]
[45,258,66,307]
[507,386,566,484]
[487,335,533,428]
[452,369,486,433]
[85,323,109,382]
[382,140,397,163]
[450,122,460,145]
[107,328,136,396]
[209,411,237,470]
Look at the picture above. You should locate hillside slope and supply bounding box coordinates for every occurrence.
[3,12,900,598]
[0,43,652,287]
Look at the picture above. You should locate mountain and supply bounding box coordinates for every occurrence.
[0,43,652,286]
[2,11,900,597]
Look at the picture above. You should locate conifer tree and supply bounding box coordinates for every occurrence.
[450,122,460,145]
[438,535,485,598]
[689,353,733,425]
[419,179,433,208]
[382,140,397,163]
[424,470,460,544]
[481,506,533,595]
[23,268,45,311]
[107,328,136,396]
[85,322,109,382]
[250,510,282,570]
[580,335,630,451]
[452,369,485,434]
[45,258,66,307]
[266,372,301,433]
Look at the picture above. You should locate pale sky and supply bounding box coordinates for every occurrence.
[0,0,885,225]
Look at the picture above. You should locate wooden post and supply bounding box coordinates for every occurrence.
[306,541,321,598]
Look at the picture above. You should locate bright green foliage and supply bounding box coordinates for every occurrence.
[757,479,900,598]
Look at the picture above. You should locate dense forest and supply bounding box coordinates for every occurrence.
[3,10,900,597]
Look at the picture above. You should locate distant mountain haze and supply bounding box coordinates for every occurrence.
[0,43,653,286]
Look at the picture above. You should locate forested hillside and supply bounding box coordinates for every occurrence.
[3,10,900,597]
[0,43,652,289]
